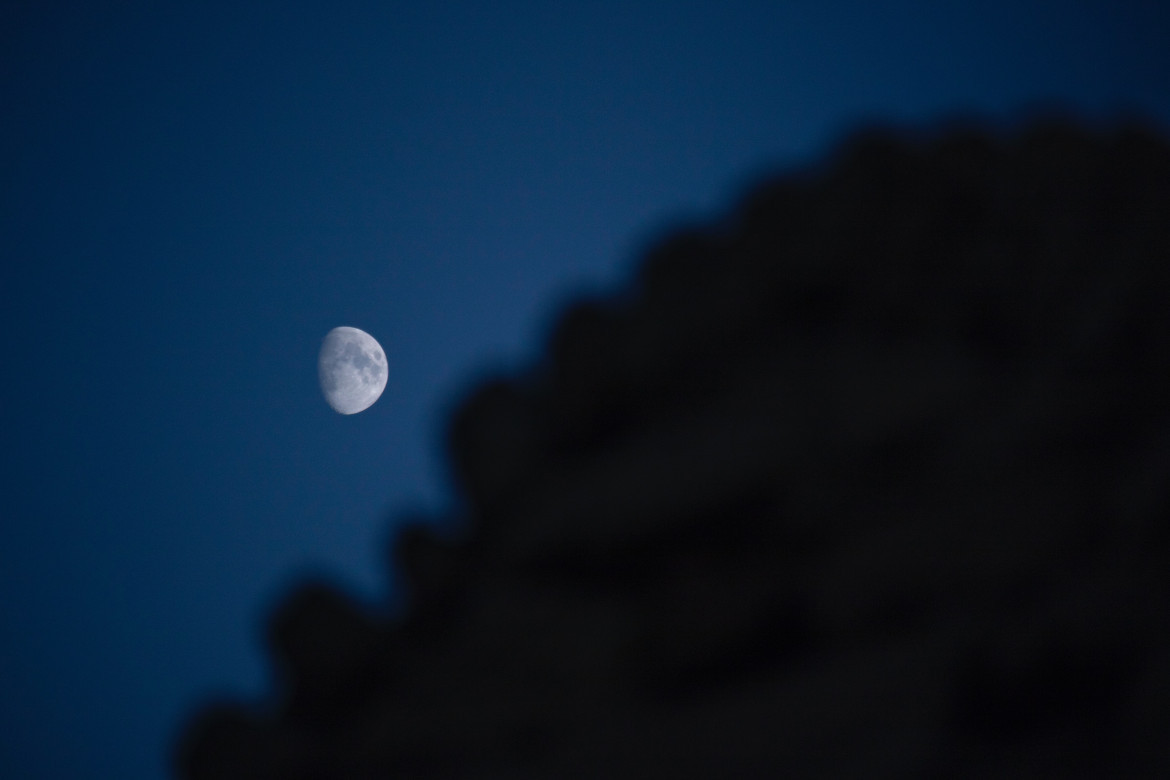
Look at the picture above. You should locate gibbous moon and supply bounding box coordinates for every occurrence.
[318,326,388,414]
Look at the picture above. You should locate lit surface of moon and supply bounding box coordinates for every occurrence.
[318,326,388,414]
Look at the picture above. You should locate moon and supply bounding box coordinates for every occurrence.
[318,326,388,414]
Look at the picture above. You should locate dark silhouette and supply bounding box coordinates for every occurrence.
[176,118,1170,777]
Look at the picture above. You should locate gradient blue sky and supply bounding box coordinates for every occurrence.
[2,1,1168,777]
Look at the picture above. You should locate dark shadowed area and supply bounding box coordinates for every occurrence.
[178,121,1170,776]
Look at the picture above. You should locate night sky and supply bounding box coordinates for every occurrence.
[2,1,1168,777]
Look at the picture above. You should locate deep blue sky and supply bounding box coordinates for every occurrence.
[2,1,1167,777]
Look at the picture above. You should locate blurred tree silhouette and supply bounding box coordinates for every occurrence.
[178,118,1170,778]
